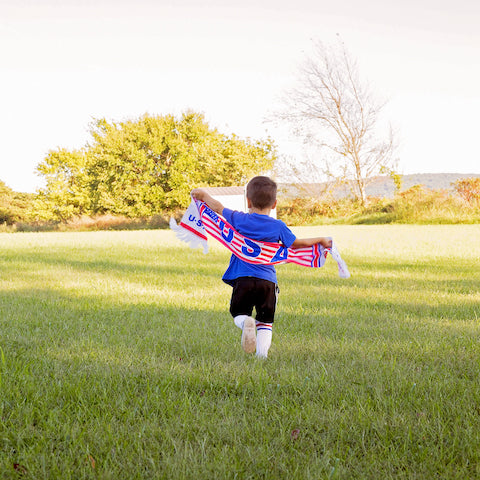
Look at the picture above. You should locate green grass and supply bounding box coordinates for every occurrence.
[1,226,479,479]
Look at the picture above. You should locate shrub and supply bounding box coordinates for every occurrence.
[277,184,480,225]
[392,185,468,223]
[453,177,480,206]
[277,196,361,225]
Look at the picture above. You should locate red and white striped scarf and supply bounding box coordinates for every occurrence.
[170,199,350,278]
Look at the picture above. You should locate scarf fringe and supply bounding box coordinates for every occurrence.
[169,217,209,254]
[330,242,350,279]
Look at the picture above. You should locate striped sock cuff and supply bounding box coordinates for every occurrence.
[256,321,273,332]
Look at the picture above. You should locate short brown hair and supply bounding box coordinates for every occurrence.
[246,176,277,209]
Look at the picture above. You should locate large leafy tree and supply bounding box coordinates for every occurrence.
[36,112,276,219]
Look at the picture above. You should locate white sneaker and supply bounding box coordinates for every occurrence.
[241,316,256,353]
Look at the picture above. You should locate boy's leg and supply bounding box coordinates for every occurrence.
[255,322,273,358]
[230,278,256,353]
[233,314,247,330]
[254,282,278,359]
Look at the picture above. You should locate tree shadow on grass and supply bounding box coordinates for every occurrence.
[280,254,479,327]
[0,246,228,282]
[0,287,232,359]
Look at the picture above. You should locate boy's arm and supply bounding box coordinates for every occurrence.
[191,188,224,215]
[291,236,332,249]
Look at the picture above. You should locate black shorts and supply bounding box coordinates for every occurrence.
[230,277,279,324]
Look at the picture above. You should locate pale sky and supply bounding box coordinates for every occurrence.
[1,0,479,192]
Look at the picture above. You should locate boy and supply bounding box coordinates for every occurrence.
[191,176,332,359]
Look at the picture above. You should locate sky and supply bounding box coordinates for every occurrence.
[1,0,479,193]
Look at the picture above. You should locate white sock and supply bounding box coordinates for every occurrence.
[233,315,248,330]
[255,322,273,358]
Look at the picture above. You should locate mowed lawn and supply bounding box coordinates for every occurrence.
[0,225,479,479]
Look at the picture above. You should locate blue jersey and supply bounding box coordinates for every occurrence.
[221,208,296,285]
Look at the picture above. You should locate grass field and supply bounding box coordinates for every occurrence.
[1,225,479,479]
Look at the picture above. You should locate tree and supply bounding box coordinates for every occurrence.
[36,148,90,220]
[36,112,276,219]
[275,39,397,205]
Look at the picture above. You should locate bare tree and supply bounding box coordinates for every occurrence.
[274,40,397,205]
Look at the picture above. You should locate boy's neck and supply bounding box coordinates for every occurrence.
[248,206,272,215]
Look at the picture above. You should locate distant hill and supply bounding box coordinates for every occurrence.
[280,173,480,199]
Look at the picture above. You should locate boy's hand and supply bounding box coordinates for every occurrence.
[190,188,224,215]
[191,188,205,201]
[319,237,333,249]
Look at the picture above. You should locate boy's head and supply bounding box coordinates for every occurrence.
[246,176,277,209]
